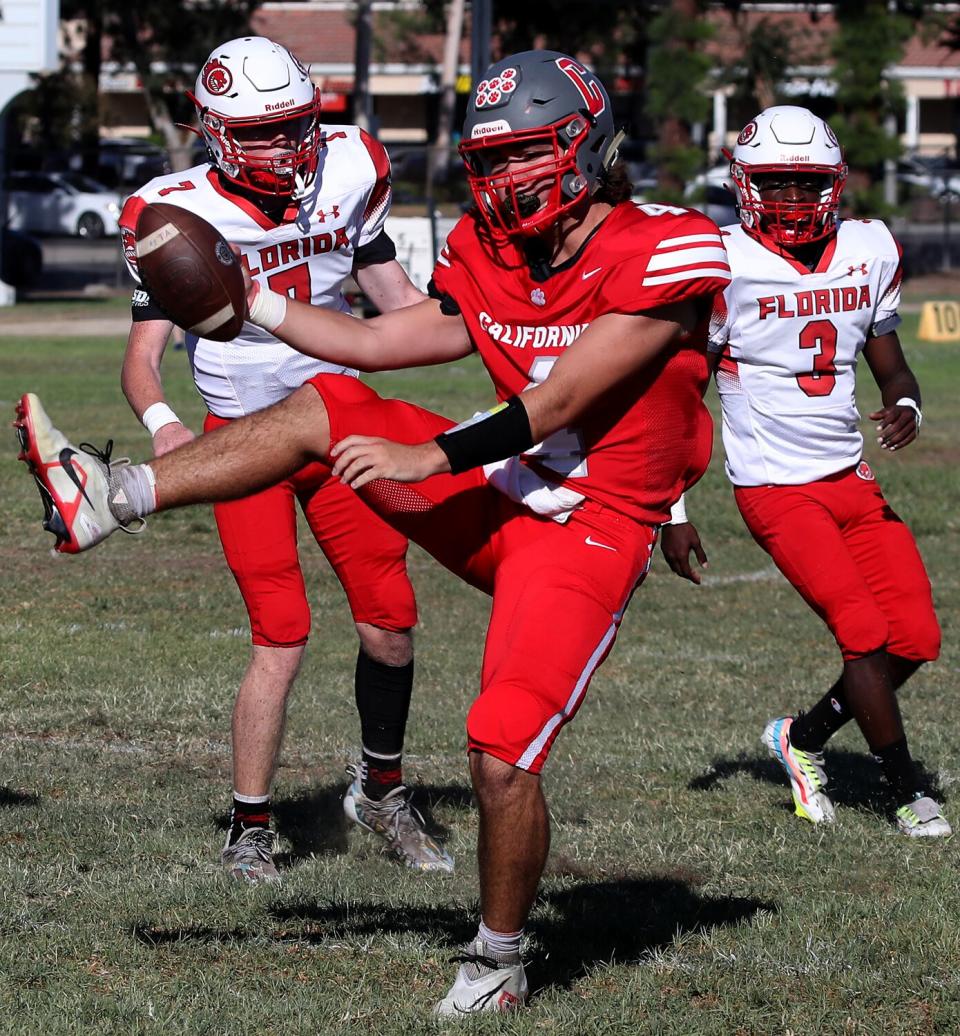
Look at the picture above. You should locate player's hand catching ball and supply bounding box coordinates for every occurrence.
[331,436,449,489]
[231,244,257,315]
[870,403,919,451]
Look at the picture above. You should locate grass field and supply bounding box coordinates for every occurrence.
[1,314,959,1035]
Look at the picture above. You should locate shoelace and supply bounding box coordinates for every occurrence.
[229,828,275,863]
[78,439,145,535]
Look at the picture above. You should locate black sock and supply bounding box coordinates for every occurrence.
[872,737,923,803]
[228,794,271,845]
[355,649,413,800]
[789,681,850,752]
[360,750,404,800]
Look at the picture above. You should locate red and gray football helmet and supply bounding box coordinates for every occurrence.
[727,105,848,247]
[459,51,619,238]
[188,36,323,200]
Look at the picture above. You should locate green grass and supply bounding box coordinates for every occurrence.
[1,316,959,1034]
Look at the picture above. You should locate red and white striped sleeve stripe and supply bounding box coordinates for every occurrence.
[641,231,730,288]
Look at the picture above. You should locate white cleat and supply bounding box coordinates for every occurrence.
[14,392,132,554]
[896,796,952,838]
[434,939,529,1017]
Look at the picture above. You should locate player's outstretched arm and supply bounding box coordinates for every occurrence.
[863,331,923,451]
[247,280,472,372]
[520,301,698,442]
[355,258,427,312]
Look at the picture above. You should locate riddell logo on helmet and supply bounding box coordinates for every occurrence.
[202,59,233,96]
[264,98,297,112]
[471,119,512,138]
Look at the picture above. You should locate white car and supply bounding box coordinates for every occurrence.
[4,171,121,238]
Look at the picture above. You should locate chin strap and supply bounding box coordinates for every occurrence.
[602,129,626,171]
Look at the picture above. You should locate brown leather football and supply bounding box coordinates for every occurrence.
[134,202,246,342]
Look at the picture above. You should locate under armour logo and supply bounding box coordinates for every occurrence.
[316,205,341,223]
[847,262,868,276]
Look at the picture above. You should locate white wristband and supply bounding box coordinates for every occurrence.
[247,286,288,332]
[142,401,180,436]
[895,396,922,432]
[667,494,688,525]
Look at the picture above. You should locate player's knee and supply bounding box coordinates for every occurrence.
[356,623,413,666]
[469,749,533,806]
[466,681,549,771]
[249,597,311,648]
[891,611,941,663]
[833,608,889,660]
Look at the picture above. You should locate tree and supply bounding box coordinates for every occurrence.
[54,1,259,171]
[830,0,912,214]
[645,0,714,199]
[726,16,793,115]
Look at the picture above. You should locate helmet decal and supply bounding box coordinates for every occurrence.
[824,123,839,148]
[202,58,233,96]
[555,57,606,117]
[475,68,519,110]
[737,120,758,146]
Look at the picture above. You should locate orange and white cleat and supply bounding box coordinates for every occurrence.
[14,392,133,554]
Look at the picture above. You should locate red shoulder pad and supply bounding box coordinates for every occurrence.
[603,208,731,312]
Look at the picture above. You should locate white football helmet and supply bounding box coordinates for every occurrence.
[188,36,322,200]
[726,105,848,246]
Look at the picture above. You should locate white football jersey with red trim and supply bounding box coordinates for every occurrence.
[708,219,903,486]
[120,126,392,418]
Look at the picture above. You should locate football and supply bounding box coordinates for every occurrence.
[134,202,246,342]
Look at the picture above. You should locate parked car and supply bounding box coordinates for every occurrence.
[0,226,43,288]
[4,171,122,238]
[897,155,960,200]
[685,183,739,227]
[89,138,171,189]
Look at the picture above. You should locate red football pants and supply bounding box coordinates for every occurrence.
[734,466,940,662]
[308,373,657,774]
[205,411,417,648]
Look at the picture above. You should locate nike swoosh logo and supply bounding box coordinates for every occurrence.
[59,448,93,507]
[582,267,603,280]
[585,536,616,551]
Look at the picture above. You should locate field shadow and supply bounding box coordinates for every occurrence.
[0,786,40,808]
[689,748,944,815]
[268,877,773,993]
[211,780,471,869]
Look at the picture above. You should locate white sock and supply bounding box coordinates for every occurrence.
[477,920,523,959]
[109,463,157,522]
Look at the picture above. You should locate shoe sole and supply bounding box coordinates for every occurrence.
[14,394,77,553]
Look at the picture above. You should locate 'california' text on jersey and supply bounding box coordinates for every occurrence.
[432,202,732,524]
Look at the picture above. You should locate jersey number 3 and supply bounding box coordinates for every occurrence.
[796,319,837,397]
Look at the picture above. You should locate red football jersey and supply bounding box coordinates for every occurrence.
[431,201,731,523]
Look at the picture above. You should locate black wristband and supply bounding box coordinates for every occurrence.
[435,396,534,475]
